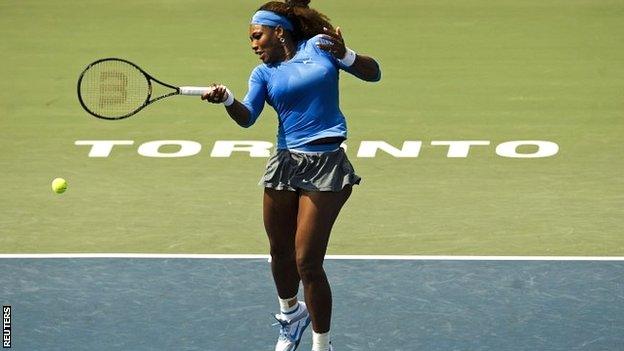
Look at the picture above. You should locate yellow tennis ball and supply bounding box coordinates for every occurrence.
[51,178,67,194]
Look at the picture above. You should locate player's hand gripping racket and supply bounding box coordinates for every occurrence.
[77,58,210,120]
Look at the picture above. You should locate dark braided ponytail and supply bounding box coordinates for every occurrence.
[258,0,334,41]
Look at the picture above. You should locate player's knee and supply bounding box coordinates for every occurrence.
[270,246,295,264]
[295,254,324,283]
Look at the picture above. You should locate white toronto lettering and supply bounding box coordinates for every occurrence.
[137,140,202,158]
[430,141,491,158]
[74,140,134,157]
[357,141,422,158]
[495,140,559,158]
[210,140,273,157]
[73,140,560,158]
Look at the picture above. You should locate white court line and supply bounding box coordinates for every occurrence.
[0,253,623,261]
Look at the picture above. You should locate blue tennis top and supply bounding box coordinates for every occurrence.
[241,35,376,151]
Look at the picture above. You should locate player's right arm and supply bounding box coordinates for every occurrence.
[201,84,250,127]
[225,100,253,127]
[201,67,266,128]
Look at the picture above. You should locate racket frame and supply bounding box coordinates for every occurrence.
[77,57,182,120]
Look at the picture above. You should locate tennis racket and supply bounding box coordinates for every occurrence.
[77,58,211,120]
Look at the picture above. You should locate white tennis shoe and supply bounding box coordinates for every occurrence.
[312,342,333,351]
[273,302,311,351]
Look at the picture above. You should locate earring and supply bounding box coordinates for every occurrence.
[279,37,285,43]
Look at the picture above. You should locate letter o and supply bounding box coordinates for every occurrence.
[137,140,202,158]
[496,140,559,158]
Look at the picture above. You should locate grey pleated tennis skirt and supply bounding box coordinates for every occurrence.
[259,148,361,192]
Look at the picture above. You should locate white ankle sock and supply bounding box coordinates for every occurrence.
[278,296,298,314]
[312,331,330,351]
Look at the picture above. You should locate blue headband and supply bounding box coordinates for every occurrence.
[251,10,294,32]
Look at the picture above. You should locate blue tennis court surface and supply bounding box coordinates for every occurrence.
[1,258,622,350]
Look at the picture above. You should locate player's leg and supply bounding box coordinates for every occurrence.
[265,188,313,351]
[295,186,352,337]
[263,188,301,299]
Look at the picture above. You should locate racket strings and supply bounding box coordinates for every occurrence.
[79,60,149,118]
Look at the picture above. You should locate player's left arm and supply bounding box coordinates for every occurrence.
[317,27,381,82]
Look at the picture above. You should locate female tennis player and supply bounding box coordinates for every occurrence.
[202,1,380,350]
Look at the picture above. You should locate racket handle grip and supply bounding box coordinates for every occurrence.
[179,86,212,96]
